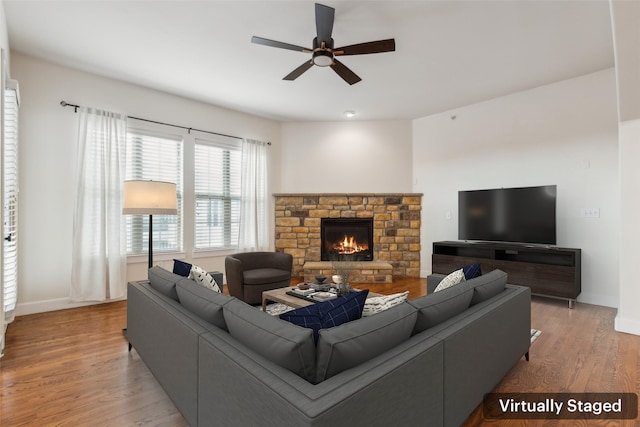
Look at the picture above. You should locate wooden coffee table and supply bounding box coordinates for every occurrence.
[261,286,382,311]
[261,287,314,311]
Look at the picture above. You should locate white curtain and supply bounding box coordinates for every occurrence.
[71,107,127,301]
[237,138,269,251]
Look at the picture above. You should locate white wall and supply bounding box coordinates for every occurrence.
[413,69,620,307]
[12,52,281,315]
[612,0,640,335]
[617,119,640,331]
[280,120,413,193]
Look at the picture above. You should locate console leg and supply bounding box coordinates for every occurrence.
[129,342,132,352]
[525,351,530,362]
[569,299,575,309]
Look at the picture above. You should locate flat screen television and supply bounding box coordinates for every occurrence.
[458,185,557,245]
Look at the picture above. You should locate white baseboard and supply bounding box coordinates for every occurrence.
[15,297,125,317]
[614,315,640,336]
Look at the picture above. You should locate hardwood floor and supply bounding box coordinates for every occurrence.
[1,279,638,426]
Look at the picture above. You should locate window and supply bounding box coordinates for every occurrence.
[194,138,241,250]
[125,129,183,255]
[3,80,19,321]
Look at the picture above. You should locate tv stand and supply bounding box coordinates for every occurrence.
[432,241,581,308]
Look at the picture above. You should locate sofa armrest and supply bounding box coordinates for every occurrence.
[209,270,224,291]
[197,327,445,426]
[127,281,212,427]
[432,285,531,427]
[427,273,446,294]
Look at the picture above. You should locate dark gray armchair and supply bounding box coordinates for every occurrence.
[225,251,293,305]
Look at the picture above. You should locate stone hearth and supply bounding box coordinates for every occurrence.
[274,193,422,281]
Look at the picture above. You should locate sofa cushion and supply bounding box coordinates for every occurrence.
[468,269,507,305]
[434,268,466,292]
[315,302,418,383]
[173,259,192,277]
[408,282,474,334]
[243,268,291,285]
[463,263,482,279]
[362,291,410,317]
[223,299,316,383]
[148,266,181,301]
[176,278,232,330]
[279,290,369,342]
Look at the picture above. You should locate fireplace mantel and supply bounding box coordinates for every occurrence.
[274,193,422,280]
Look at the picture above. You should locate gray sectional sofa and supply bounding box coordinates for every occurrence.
[127,266,531,427]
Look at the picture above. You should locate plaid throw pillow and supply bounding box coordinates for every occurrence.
[280,290,369,342]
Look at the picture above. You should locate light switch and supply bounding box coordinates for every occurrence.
[581,208,600,218]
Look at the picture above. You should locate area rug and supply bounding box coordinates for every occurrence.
[531,329,542,344]
[263,303,295,316]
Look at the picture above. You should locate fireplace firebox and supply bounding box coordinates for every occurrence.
[321,218,373,261]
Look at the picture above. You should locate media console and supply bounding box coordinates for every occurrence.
[432,241,581,308]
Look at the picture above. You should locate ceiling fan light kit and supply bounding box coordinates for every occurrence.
[312,49,334,67]
[251,3,395,85]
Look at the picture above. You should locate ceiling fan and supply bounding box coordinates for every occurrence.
[251,3,395,85]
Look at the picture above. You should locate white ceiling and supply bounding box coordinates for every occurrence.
[4,0,614,122]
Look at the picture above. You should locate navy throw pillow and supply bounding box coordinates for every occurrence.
[463,263,482,280]
[280,290,369,342]
[173,259,193,277]
[279,304,323,342]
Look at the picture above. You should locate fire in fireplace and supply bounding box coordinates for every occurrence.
[321,218,373,261]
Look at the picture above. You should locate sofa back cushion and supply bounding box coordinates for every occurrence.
[223,299,316,383]
[148,266,181,301]
[468,269,507,305]
[176,278,233,330]
[315,302,418,383]
[408,282,474,334]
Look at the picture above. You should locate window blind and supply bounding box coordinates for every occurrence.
[194,138,241,250]
[3,82,19,320]
[125,130,183,255]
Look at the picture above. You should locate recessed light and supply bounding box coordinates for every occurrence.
[344,110,356,118]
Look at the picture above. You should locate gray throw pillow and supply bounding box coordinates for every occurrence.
[223,299,316,383]
[148,266,181,301]
[468,269,507,305]
[315,302,418,383]
[408,281,474,334]
[176,278,232,330]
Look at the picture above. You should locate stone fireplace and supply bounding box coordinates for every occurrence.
[274,193,422,283]
[321,218,374,261]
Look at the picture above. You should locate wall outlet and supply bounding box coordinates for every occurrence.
[582,208,600,218]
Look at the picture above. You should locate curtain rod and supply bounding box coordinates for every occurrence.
[60,100,270,144]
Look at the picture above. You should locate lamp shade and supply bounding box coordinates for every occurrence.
[122,180,177,215]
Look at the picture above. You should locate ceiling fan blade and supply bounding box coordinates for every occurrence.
[335,39,396,56]
[330,59,362,85]
[283,61,314,81]
[251,36,310,53]
[315,3,335,45]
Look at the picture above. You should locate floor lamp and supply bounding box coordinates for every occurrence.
[123,180,177,270]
